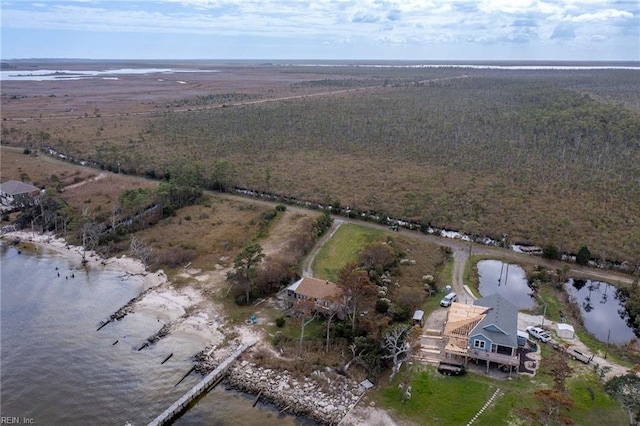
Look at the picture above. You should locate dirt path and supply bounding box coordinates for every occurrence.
[301,219,343,277]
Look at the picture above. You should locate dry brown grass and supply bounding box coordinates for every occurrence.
[392,236,449,290]
[62,174,158,219]
[0,147,96,188]
[133,195,268,270]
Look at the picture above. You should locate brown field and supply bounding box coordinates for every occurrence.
[2,60,639,264]
[1,146,97,187]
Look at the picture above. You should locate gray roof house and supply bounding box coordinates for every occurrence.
[468,294,519,371]
[443,293,520,374]
[0,180,40,210]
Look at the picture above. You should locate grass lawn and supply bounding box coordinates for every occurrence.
[312,223,384,282]
[376,363,627,426]
[378,366,500,425]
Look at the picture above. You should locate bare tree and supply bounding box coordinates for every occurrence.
[324,294,346,352]
[130,236,153,270]
[381,324,413,382]
[294,299,317,357]
[339,337,368,374]
[80,209,102,264]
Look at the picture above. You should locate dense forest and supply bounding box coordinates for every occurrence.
[142,73,640,262]
[3,67,640,264]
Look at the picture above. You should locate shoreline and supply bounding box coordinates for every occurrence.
[1,230,224,347]
[2,230,379,425]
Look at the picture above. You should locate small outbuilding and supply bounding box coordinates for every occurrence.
[413,310,425,327]
[517,330,529,347]
[556,323,575,339]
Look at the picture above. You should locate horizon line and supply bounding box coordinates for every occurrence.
[3,58,639,64]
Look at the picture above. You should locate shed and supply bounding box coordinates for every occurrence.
[556,323,575,339]
[412,310,425,327]
[517,330,529,347]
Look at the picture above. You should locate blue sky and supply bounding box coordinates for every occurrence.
[1,0,638,61]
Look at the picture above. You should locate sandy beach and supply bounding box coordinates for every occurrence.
[1,230,234,349]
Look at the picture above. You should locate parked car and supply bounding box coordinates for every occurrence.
[437,361,466,376]
[526,326,552,343]
[567,347,594,364]
[440,292,458,307]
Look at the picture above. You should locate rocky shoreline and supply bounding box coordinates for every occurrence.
[196,350,366,425]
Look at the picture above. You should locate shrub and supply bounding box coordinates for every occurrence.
[275,316,286,327]
[375,298,390,314]
[275,204,287,212]
[153,247,196,268]
[576,245,591,265]
[542,244,560,260]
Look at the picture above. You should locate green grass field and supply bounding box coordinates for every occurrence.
[376,364,626,426]
[312,223,384,282]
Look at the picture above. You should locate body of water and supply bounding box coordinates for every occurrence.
[477,260,534,309]
[0,68,217,81]
[564,279,637,344]
[0,242,306,425]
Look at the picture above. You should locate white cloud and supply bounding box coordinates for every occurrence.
[1,0,637,60]
[567,9,634,22]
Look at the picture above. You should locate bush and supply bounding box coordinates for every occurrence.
[375,298,390,314]
[153,247,196,268]
[275,204,287,212]
[275,316,286,327]
[542,244,560,260]
[576,245,591,265]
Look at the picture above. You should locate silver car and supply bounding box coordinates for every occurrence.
[526,326,552,343]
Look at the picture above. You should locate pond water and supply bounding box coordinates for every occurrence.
[564,279,637,344]
[477,260,534,309]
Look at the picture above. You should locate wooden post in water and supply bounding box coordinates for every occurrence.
[253,390,262,407]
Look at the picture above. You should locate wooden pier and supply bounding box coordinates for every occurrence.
[147,340,257,426]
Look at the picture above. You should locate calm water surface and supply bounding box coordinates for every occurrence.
[0,242,308,425]
[477,260,534,309]
[564,278,637,344]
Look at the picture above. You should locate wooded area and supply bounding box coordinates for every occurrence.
[3,66,639,263]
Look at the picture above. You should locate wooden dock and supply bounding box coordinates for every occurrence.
[147,340,257,426]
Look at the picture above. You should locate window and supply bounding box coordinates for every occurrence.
[473,340,486,349]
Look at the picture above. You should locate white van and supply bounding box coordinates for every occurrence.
[440,292,458,307]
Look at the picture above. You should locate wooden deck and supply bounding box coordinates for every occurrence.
[147,340,257,426]
[468,348,519,367]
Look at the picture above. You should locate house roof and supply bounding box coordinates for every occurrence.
[470,294,518,348]
[0,180,39,195]
[444,302,488,337]
[287,276,341,300]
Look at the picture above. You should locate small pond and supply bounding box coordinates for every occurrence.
[564,279,637,344]
[477,260,534,309]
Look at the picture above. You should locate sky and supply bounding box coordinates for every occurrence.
[1,0,638,61]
